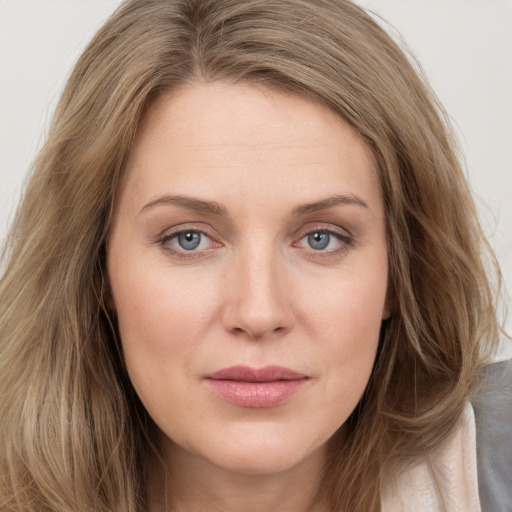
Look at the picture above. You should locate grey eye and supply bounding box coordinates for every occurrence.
[177,231,202,250]
[307,232,331,250]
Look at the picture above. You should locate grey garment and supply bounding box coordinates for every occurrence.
[472,359,512,511]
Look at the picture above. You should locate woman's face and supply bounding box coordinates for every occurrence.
[108,82,390,476]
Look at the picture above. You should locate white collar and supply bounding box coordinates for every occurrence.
[381,402,481,511]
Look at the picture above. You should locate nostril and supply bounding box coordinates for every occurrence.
[220,269,294,339]
[229,323,288,340]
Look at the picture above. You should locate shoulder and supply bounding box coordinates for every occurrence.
[381,359,512,512]
[472,359,512,511]
[382,359,512,512]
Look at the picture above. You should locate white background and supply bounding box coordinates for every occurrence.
[1,1,511,335]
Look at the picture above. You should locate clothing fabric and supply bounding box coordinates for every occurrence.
[381,402,481,512]
[473,359,512,511]
[381,359,512,511]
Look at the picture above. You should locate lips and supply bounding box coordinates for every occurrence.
[205,365,309,408]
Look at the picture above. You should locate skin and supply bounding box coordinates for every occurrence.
[107,81,390,512]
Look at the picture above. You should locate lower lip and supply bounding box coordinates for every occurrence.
[205,379,307,408]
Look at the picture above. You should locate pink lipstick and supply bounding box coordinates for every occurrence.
[205,365,308,408]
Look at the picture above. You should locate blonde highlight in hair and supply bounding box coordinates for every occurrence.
[0,1,502,511]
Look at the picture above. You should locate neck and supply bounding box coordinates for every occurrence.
[147,441,329,512]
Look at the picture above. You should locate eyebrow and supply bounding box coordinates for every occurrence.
[292,194,369,215]
[139,193,368,216]
[140,194,228,215]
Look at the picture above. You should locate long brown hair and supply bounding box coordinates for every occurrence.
[0,1,502,510]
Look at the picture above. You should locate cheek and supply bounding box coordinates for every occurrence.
[300,268,386,402]
[108,253,219,401]
[112,254,216,340]
[304,266,387,344]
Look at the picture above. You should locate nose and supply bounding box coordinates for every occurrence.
[221,246,294,340]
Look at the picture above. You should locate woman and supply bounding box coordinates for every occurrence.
[0,1,508,511]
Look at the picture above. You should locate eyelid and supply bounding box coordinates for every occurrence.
[155,222,219,242]
[293,222,354,242]
[156,223,223,259]
[154,222,355,261]
[291,223,356,259]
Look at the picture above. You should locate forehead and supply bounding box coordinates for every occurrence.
[118,81,381,211]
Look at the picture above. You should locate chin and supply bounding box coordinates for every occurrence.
[192,424,328,476]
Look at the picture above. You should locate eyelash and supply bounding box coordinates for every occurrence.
[293,226,354,260]
[156,224,355,261]
[157,226,220,260]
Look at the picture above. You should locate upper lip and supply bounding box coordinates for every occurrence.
[206,365,308,383]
